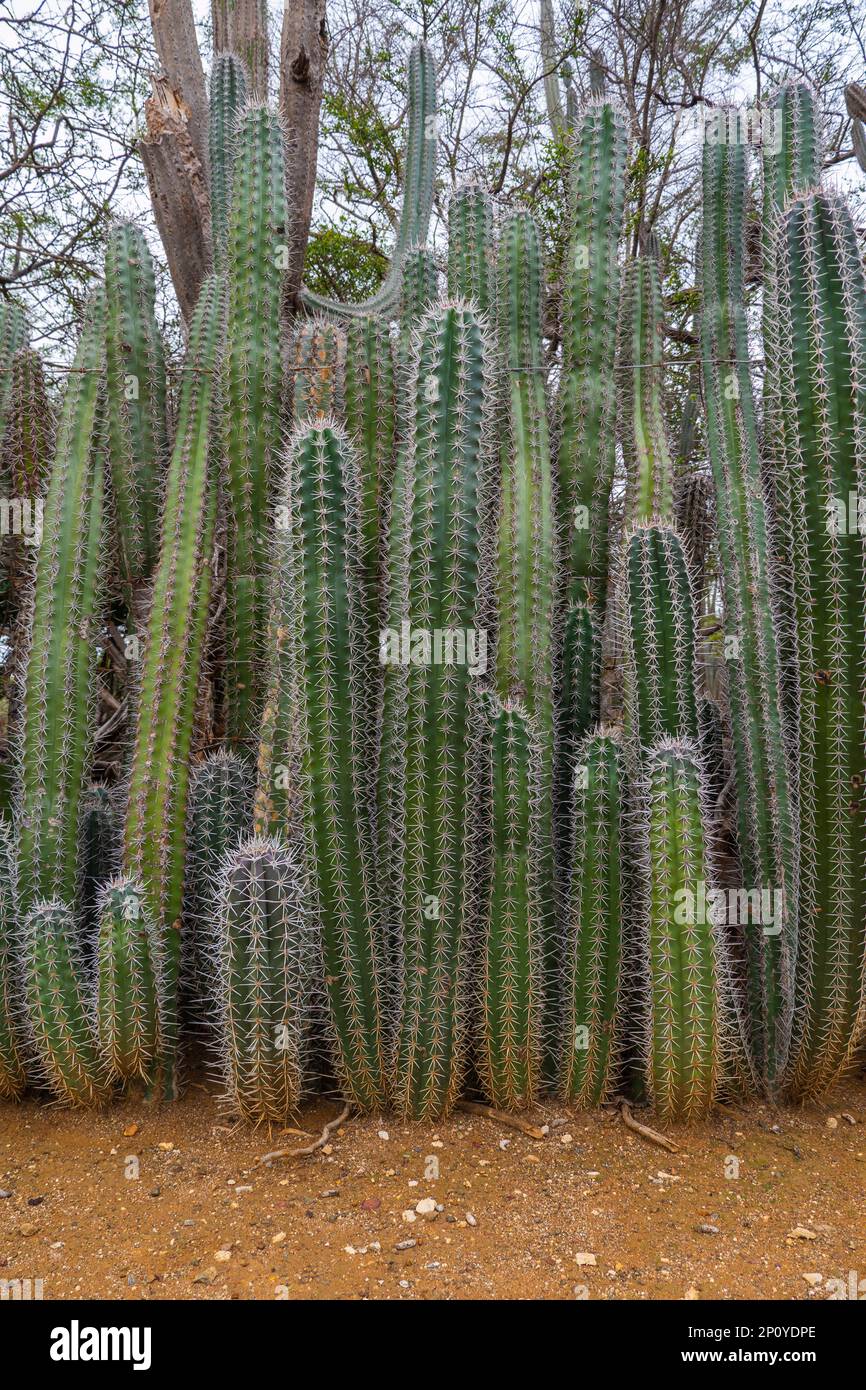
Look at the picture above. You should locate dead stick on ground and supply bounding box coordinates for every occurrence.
[255,1103,353,1166]
[455,1100,546,1140]
[620,1100,680,1154]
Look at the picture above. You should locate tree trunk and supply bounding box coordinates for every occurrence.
[212,0,270,98]
[148,0,209,175]
[280,0,328,305]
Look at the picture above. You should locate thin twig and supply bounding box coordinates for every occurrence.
[254,1103,353,1166]
[455,1100,546,1140]
[620,1100,680,1154]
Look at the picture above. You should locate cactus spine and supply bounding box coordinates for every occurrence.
[558,731,625,1106]
[478,699,544,1109]
[387,300,492,1119]
[96,877,164,1084]
[17,290,106,910]
[24,900,105,1106]
[637,741,725,1121]
[103,221,167,609]
[124,275,225,1085]
[700,134,798,1084]
[773,192,866,1099]
[209,53,248,267]
[209,835,312,1124]
[224,104,287,741]
[280,420,387,1108]
[302,42,437,319]
[0,822,26,1099]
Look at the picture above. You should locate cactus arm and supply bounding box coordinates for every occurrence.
[478,699,544,1109]
[209,53,248,269]
[447,185,496,317]
[224,104,288,741]
[301,42,437,320]
[619,254,675,526]
[17,292,106,910]
[292,316,346,423]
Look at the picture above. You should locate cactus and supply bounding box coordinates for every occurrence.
[224,103,287,742]
[23,900,105,1106]
[344,314,396,620]
[478,699,545,1109]
[279,420,387,1109]
[207,835,313,1124]
[557,99,628,619]
[96,877,165,1085]
[386,300,493,1119]
[772,191,866,1100]
[447,184,496,317]
[619,252,675,526]
[700,133,798,1084]
[209,52,248,267]
[636,741,730,1121]
[17,290,106,911]
[302,42,437,319]
[292,316,346,423]
[124,275,225,1092]
[399,244,439,363]
[0,821,26,1099]
[185,750,254,1017]
[103,221,167,610]
[78,784,122,949]
[1,346,53,496]
[0,300,29,435]
[621,522,700,754]
[558,731,626,1106]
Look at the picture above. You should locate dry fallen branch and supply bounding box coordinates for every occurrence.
[255,1103,353,1165]
[620,1100,680,1154]
[455,1100,546,1139]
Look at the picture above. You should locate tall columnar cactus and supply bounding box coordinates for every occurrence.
[557,98,628,619]
[17,290,106,911]
[621,522,700,753]
[207,835,313,1124]
[478,699,545,1110]
[386,300,492,1120]
[636,741,730,1121]
[96,877,165,1085]
[292,316,346,423]
[185,750,254,1015]
[1,346,53,495]
[124,275,225,1087]
[0,300,29,434]
[399,244,439,362]
[619,252,675,526]
[447,184,496,316]
[772,191,866,1100]
[78,784,121,947]
[700,134,798,1084]
[344,314,396,619]
[280,420,387,1109]
[224,103,287,741]
[302,42,437,319]
[23,900,105,1106]
[209,52,248,267]
[0,821,26,1099]
[558,731,626,1106]
[103,221,167,611]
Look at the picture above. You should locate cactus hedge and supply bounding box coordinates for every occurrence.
[1,45,865,1126]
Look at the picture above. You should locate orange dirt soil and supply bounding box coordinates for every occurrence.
[1,1077,864,1300]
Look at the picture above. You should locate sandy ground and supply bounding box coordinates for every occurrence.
[1,1077,865,1301]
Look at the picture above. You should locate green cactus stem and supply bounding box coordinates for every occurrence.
[558,731,625,1107]
[23,900,106,1107]
[209,52,248,268]
[344,313,396,622]
[618,252,675,526]
[0,821,26,1099]
[208,835,313,1125]
[478,699,545,1110]
[17,290,106,911]
[78,784,121,949]
[96,877,165,1085]
[447,184,496,317]
[292,316,346,423]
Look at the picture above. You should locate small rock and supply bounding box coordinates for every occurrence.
[465,1212,477,1228]
[826,1117,838,1130]
[158,1141,174,1151]
[149,1188,161,1198]
[574,1252,596,1267]
[394,1239,417,1252]
[788,1226,818,1241]
[696,1224,719,1235]
[26,1196,44,1207]
[320,1189,339,1198]
[271,1232,286,1245]
[402,1209,417,1224]
[123,1124,139,1138]
[17,1222,40,1237]
[560,1133,573,1145]
[415,1198,437,1218]
[841,1112,857,1126]
[377,1131,389,1141]
[684,1287,700,1300]
[193,1267,217,1285]
[0,1190,12,1200]
[802,1273,823,1287]
[360,1198,381,1213]
[322,1144,333,1155]
[214,1248,232,1262]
